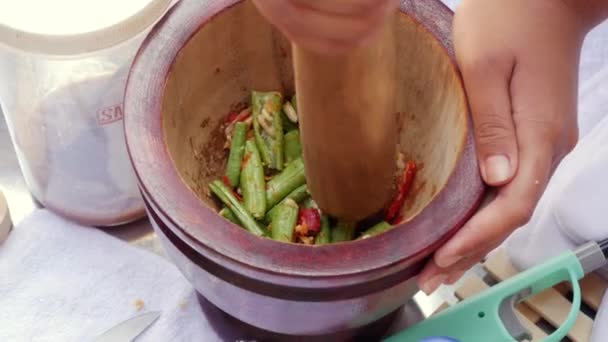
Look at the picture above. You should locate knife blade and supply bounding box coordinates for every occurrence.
[93,311,161,342]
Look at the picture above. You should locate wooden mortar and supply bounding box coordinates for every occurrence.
[124,0,485,337]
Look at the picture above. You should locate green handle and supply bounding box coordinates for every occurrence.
[384,251,584,342]
[545,268,581,342]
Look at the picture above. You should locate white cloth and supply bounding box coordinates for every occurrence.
[0,209,217,342]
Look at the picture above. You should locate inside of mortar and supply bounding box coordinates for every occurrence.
[161,0,467,231]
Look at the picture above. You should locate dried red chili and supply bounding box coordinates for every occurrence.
[226,108,251,124]
[298,208,321,234]
[385,161,417,224]
[225,111,239,123]
[222,175,232,188]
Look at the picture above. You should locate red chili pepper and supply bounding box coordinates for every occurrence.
[298,208,321,234]
[235,113,250,122]
[225,111,239,123]
[226,108,251,124]
[222,175,232,188]
[385,161,417,224]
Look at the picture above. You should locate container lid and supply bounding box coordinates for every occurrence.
[0,189,11,242]
[0,0,174,55]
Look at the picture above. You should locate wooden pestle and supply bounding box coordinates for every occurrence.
[292,12,397,221]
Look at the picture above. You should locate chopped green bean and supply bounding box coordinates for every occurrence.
[315,215,331,245]
[209,180,266,236]
[272,105,284,171]
[291,94,297,112]
[266,157,306,208]
[225,122,247,188]
[270,198,299,242]
[252,91,283,169]
[281,110,299,132]
[263,184,309,224]
[331,221,356,243]
[252,92,273,166]
[302,197,318,209]
[359,221,392,239]
[214,90,404,245]
[282,101,298,123]
[241,140,267,219]
[219,207,240,225]
[283,130,302,164]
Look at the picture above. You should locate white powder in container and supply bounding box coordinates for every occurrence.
[0,0,175,226]
[6,63,145,226]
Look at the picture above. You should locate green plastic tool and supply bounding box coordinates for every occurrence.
[384,240,608,342]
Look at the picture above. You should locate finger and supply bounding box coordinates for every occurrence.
[509,42,579,163]
[253,0,391,53]
[456,46,518,186]
[446,269,466,285]
[290,0,397,17]
[418,250,488,295]
[434,119,554,272]
[255,0,381,40]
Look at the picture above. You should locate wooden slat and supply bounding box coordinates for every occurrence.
[484,249,593,342]
[558,272,607,311]
[455,275,547,341]
[454,274,486,299]
[432,302,450,316]
[579,273,607,311]
[515,303,542,324]
[555,282,570,295]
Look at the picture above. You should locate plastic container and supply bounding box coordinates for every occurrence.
[0,189,11,242]
[0,0,173,226]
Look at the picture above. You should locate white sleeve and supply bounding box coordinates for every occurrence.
[502,84,608,342]
[501,21,608,342]
[503,17,608,274]
[504,115,608,270]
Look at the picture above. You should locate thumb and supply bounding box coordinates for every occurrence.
[460,58,519,186]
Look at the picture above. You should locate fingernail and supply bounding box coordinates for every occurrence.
[483,155,511,184]
[420,274,448,295]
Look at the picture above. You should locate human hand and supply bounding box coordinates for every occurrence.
[417,0,600,294]
[251,0,397,54]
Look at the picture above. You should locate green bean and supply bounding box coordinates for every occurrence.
[241,140,267,219]
[358,221,392,239]
[272,105,284,171]
[315,215,331,245]
[291,94,297,112]
[252,91,274,166]
[225,122,247,188]
[281,111,299,132]
[252,91,283,169]
[331,221,356,243]
[270,198,299,242]
[263,184,309,224]
[283,130,302,164]
[209,180,266,236]
[266,157,306,208]
[282,101,298,123]
[219,207,240,225]
[302,197,318,209]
